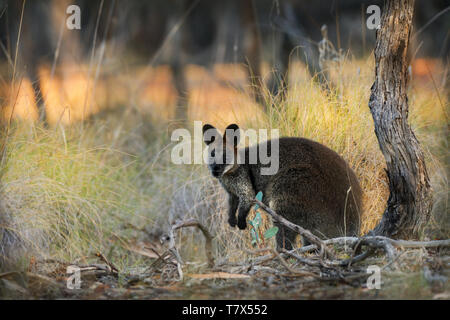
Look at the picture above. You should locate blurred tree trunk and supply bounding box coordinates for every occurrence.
[172,60,188,127]
[369,0,432,239]
[242,0,263,106]
[170,0,194,131]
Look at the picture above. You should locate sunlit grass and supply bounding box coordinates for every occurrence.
[0,57,447,273]
[0,120,151,267]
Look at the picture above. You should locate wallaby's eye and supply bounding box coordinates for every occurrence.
[211,150,215,157]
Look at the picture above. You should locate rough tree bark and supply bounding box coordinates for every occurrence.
[369,0,432,239]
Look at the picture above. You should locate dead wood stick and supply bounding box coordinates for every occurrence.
[163,219,215,280]
[346,239,364,268]
[77,266,98,272]
[76,264,113,272]
[244,247,298,274]
[284,247,375,269]
[166,226,184,281]
[358,237,397,263]
[326,250,375,267]
[149,250,174,269]
[249,236,449,275]
[95,252,119,273]
[293,236,450,254]
[374,237,450,249]
[281,249,320,267]
[171,219,215,268]
[281,249,371,282]
[254,199,335,259]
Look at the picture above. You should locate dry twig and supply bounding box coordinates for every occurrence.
[254,199,335,259]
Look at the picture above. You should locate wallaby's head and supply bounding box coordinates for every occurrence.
[202,123,240,178]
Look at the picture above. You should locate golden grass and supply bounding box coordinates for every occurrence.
[0,57,447,271]
[0,121,152,268]
[1,78,39,123]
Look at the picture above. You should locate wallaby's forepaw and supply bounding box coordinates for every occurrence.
[228,217,237,228]
[237,219,247,230]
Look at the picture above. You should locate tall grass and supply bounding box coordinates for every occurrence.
[0,119,148,268]
[0,57,448,274]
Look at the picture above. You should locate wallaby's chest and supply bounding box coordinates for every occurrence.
[219,165,266,198]
[219,172,244,196]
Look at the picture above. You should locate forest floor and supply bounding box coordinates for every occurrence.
[1,244,448,299]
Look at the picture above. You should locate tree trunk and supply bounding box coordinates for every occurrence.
[242,0,263,106]
[369,0,432,239]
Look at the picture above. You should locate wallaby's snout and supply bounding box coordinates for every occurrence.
[211,166,221,178]
[202,123,362,250]
[203,123,240,179]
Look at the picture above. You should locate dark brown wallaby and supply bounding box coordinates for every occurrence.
[203,123,362,250]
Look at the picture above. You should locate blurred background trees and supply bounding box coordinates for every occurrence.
[0,0,448,126]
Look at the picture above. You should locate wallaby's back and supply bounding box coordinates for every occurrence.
[243,137,362,245]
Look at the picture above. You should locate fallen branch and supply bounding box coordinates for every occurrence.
[254,199,335,258]
[159,219,215,282]
[244,247,298,274]
[281,249,320,267]
[35,258,118,276]
[170,219,215,268]
[95,252,119,274]
[73,264,117,275]
[327,250,375,267]
[373,237,450,249]
[293,236,450,255]
[240,202,450,282]
[187,272,250,280]
[165,225,184,281]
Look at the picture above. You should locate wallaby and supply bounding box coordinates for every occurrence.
[202,123,362,250]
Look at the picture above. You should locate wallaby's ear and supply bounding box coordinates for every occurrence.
[224,123,240,147]
[203,124,220,145]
